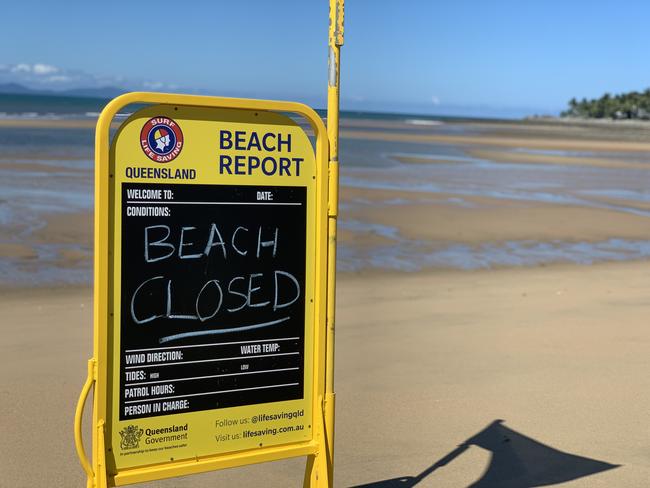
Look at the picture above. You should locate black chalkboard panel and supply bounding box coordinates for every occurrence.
[118,183,307,420]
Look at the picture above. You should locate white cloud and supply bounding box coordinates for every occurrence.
[33,63,59,75]
[143,81,164,89]
[7,63,60,75]
[0,63,103,90]
[11,63,32,73]
[0,62,198,95]
[46,75,71,83]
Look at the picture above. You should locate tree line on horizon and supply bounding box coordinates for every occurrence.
[562,89,650,119]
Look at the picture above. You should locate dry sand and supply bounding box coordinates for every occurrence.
[1,263,650,486]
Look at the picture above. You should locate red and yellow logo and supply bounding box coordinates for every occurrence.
[140,117,184,163]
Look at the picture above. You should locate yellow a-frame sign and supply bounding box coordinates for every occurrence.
[76,3,343,485]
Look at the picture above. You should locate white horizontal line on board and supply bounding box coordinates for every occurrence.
[124,382,300,404]
[126,200,302,206]
[125,367,300,387]
[158,316,292,343]
[124,351,300,369]
[125,336,300,353]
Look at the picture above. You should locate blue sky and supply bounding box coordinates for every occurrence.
[3,0,650,117]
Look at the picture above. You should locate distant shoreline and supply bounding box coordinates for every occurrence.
[527,115,650,127]
[0,90,524,124]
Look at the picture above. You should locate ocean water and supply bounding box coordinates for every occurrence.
[2,93,650,284]
[0,93,111,119]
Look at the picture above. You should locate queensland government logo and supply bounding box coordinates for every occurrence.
[140,116,184,163]
[119,425,144,450]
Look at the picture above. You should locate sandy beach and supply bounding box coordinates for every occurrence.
[2,116,650,486]
[2,263,650,486]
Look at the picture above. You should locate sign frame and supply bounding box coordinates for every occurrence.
[75,92,331,487]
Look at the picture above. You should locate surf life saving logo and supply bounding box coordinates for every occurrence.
[140,117,184,163]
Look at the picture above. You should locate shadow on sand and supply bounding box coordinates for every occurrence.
[352,419,619,487]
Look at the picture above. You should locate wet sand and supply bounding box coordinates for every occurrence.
[342,186,650,243]
[0,118,121,129]
[340,115,650,157]
[341,128,650,153]
[465,148,650,171]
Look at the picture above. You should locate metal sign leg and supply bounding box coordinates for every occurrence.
[303,399,331,487]
[75,359,96,488]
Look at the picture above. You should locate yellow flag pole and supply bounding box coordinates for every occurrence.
[303,2,344,483]
[325,0,343,484]
[305,1,343,486]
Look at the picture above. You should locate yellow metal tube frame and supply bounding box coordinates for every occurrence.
[75,359,95,488]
